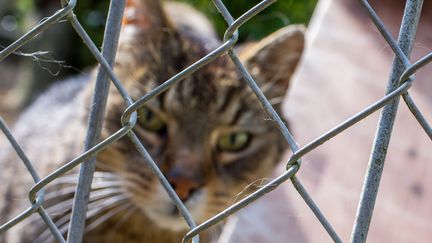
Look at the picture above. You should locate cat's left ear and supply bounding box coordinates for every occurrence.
[122,0,170,34]
[239,25,305,100]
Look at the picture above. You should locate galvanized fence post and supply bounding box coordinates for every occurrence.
[66,0,126,242]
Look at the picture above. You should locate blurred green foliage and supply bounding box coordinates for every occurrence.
[64,0,317,69]
[3,0,317,76]
[0,0,317,106]
[73,1,110,67]
[5,0,317,69]
[71,0,318,53]
[178,0,317,41]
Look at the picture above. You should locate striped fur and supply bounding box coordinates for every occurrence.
[0,1,304,242]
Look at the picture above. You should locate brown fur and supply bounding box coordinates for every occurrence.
[0,1,304,242]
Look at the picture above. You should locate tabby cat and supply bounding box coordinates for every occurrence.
[0,0,304,242]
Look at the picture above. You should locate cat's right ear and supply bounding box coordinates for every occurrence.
[122,0,169,31]
[121,0,174,39]
[116,0,181,82]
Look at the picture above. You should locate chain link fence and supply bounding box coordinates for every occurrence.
[0,0,431,242]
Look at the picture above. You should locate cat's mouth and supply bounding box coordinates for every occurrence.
[149,200,194,219]
[142,203,190,231]
[156,204,184,218]
[138,190,206,231]
[169,205,181,216]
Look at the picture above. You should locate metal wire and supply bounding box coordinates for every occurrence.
[0,0,431,242]
[66,1,126,242]
[351,1,423,242]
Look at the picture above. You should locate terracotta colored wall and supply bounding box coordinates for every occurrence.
[223,1,432,242]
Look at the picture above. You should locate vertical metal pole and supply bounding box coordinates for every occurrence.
[66,1,125,242]
[350,1,423,242]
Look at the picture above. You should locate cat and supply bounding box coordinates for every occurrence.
[0,0,304,242]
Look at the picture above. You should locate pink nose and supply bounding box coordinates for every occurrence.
[167,175,200,201]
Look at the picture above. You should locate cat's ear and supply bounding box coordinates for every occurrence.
[240,25,305,101]
[121,0,171,35]
[116,0,181,82]
[120,0,181,52]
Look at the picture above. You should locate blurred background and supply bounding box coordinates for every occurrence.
[0,0,317,122]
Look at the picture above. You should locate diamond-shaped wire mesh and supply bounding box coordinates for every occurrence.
[0,0,431,242]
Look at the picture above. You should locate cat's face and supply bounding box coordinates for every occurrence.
[97,0,304,232]
[123,61,287,230]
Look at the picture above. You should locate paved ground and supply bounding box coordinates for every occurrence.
[223,0,432,242]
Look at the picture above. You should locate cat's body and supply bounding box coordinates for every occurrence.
[0,0,304,242]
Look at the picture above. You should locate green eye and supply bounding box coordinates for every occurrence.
[217,132,251,152]
[138,107,166,132]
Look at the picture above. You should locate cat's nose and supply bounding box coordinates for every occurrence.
[166,174,200,202]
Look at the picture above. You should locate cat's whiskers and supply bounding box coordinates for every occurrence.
[43,181,123,202]
[45,167,153,202]
[42,182,124,211]
[48,171,120,185]
[112,205,139,230]
[231,177,272,204]
[26,181,124,225]
[30,171,130,242]
[121,172,152,188]
[34,194,130,242]
[95,161,154,188]
[85,201,134,232]
[123,183,151,200]
[29,187,124,228]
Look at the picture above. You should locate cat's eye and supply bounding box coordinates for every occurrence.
[217,132,251,152]
[137,107,166,133]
